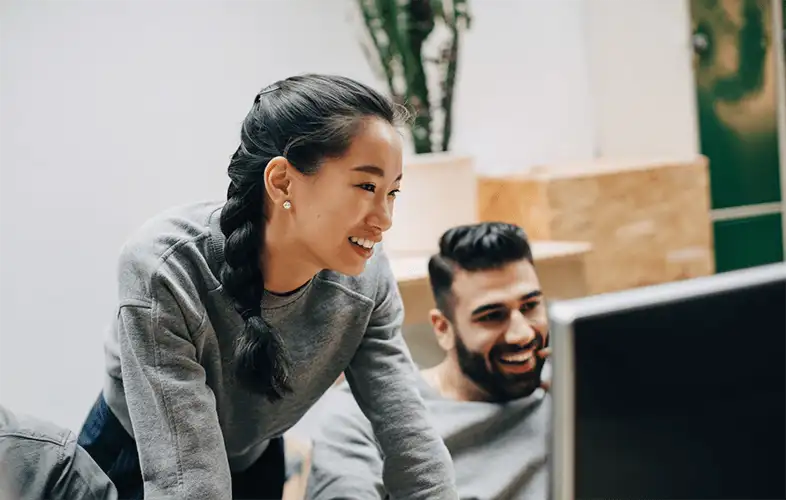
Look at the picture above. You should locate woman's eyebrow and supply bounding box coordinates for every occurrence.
[352,165,403,181]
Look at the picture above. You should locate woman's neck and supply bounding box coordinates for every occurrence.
[261,223,321,294]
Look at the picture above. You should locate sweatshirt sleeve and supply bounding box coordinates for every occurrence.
[55,432,119,500]
[0,407,118,500]
[116,273,231,499]
[343,251,457,500]
[305,387,385,500]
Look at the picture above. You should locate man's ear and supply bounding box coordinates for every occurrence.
[263,156,292,206]
[429,308,455,352]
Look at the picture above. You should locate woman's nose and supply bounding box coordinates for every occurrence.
[368,199,393,233]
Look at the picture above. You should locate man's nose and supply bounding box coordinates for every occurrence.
[505,311,537,346]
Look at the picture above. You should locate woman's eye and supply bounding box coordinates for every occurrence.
[358,183,376,193]
[388,189,400,199]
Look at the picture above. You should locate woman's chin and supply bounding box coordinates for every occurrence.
[328,253,369,276]
[324,241,375,276]
[333,261,367,277]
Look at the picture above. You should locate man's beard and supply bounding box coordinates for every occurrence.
[454,331,548,403]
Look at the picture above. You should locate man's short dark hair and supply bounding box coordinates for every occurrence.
[427,222,533,319]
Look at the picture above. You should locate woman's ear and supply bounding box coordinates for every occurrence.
[430,309,456,352]
[263,156,292,205]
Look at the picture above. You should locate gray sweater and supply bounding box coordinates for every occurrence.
[0,405,118,500]
[101,201,455,499]
[302,375,551,500]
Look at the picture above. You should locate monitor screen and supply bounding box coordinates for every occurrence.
[551,265,786,500]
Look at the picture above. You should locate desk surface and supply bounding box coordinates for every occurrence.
[390,240,592,284]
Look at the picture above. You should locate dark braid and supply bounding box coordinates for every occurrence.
[220,170,292,400]
[218,74,402,400]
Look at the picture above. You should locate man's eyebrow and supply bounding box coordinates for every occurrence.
[522,290,543,300]
[470,291,543,316]
[471,303,505,316]
[352,165,403,181]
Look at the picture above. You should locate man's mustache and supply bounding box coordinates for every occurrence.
[492,332,548,357]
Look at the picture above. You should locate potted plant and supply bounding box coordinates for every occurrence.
[355,0,477,255]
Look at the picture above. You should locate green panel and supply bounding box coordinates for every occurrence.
[691,0,783,209]
[713,213,784,272]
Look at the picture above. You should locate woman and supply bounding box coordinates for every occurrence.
[77,74,456,500]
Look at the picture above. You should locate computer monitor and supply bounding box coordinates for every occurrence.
[549,263,786,500]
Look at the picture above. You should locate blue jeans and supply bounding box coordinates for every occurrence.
[78,393,285,499]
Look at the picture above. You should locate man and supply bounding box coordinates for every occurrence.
[304,222,551,500]
[0,404,118,500]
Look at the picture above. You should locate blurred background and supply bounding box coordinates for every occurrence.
[1,0,784,434]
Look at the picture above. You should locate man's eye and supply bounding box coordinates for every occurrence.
[479,311,507,323]
[521,301,540,312]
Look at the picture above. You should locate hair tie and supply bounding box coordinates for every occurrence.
[239,309,257,321]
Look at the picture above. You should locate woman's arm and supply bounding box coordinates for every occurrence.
[117,274,231,499]
[343,251,457,500]
[304,385,386,500]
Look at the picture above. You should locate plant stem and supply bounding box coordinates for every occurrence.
[441,25,459,152]
[357,0,398,99]
[440,0,469,152]
[406,0,435,153]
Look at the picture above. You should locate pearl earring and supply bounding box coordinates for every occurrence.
[283,200,292,210]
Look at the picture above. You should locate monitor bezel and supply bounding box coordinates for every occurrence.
[547,263,786,500]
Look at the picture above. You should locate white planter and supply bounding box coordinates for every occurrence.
[384,152,477,257]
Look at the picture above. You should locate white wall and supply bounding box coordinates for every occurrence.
[584,0,700,160]
[0,0,697,431]
[451,0,700,171]
[451,0,596,173]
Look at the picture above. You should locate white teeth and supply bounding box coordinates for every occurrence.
[349,236,375,249]
[500,351,534,363]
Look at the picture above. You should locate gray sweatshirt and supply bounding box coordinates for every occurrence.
[0,405,118,500]
[303,375,551,500]
[101,201,455,499]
